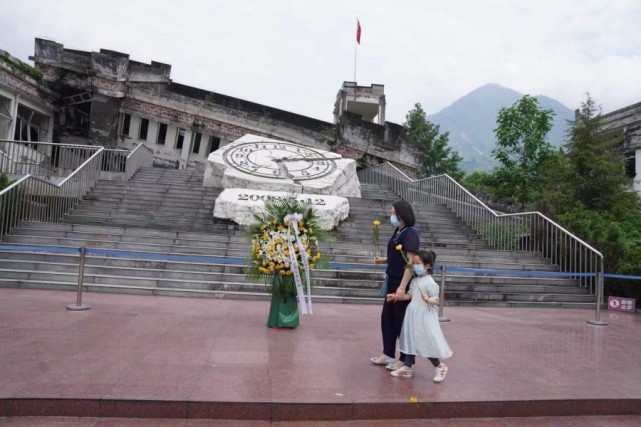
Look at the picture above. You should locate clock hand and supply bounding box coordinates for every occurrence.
[278,156,338,162]
[273,158,295,180]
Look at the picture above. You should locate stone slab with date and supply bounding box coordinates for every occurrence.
[213,188,350,230]
[203,134,361,197]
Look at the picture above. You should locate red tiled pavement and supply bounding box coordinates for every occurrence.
[1,288,640,423]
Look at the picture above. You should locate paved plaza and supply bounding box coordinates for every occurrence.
[1,288,640,424]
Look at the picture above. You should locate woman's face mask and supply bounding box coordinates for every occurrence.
[390,214,400,227]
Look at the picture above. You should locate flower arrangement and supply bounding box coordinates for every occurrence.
[246,194,326,304]
[372,219,381,255]
[396,243,415,276]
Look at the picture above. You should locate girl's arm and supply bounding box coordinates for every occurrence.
[374,256,388,265]
[421,293,440,305]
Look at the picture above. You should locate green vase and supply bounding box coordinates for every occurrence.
[267,274,299,328]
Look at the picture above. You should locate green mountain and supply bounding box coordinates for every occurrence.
[427,83,574,172]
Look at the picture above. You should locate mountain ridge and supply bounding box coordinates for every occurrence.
[427,83,574,172]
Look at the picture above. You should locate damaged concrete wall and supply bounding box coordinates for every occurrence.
[30,38,420,173]
[89,93,121,147]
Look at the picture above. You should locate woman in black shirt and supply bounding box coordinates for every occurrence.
[370,200,420,371]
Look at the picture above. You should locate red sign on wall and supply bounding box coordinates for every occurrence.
[608,296,636,313]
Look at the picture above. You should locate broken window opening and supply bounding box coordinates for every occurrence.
[192,132,202,154]
[14,104,50,143]
[175,128,185,150]
[157,123,167,145]
[139,118,149,140]
[121,113,131,137]
[625,154,636,179]
[209,136,221,153]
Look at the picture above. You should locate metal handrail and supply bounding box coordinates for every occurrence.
[124,143,154,180]
[0,147,104,239]
[358,162,604,293]
[0,139,102,177]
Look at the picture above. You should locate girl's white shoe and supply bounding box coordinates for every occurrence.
[433,363,448,382]
[391,366,413,378]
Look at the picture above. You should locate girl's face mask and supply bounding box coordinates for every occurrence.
[390,214,400,227]
[413,264,426,276]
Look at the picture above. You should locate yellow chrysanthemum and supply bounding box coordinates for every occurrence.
[309,263,315,269]
[373,220,381,226]
[396,244,403,251]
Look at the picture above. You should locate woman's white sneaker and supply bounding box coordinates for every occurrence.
[433,363,448,383]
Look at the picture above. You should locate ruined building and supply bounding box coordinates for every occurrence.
[1,38,421,174]
[599,102,641,192]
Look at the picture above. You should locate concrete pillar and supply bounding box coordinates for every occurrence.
[179,128,193,169]
[636,148,641,193]
[10,94,20,140]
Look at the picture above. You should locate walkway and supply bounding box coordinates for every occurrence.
[1,288,640,424]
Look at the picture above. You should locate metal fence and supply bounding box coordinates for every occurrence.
[0,141,154,240]
[358,162,604,294]
[0,139,101,177]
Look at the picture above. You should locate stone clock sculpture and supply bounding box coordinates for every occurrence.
[223,140,338,181]
[204,134,361,197]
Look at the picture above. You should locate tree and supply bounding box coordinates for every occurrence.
[546,94,641,301]
[563,94,635,212]
[492,95,556,209]
[404,103,463,180]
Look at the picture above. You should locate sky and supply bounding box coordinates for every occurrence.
[1,0,640,124]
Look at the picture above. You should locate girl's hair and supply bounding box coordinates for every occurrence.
[415,250,436,274]
[393,200,416,227]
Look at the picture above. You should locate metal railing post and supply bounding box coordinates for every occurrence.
[587,257,607,326]
[438,266,450,322]
[67,246,91,311]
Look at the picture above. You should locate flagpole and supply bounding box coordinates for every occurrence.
[354,18,358,83]
[354,18,361,83]
[354,43,357,83]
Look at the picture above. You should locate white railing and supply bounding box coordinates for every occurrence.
[0,139,101,177]
[0,141,153,239]
[124,143,154,180]
[358,163,603,293]
[0,147,104,239]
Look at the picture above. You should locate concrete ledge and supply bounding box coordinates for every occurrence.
[2,398,641,421]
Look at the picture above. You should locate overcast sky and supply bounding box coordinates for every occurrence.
[1,0,640,123]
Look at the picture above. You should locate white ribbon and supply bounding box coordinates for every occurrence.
[283,213,313,315]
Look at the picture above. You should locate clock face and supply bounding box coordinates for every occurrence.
[223,141,337,180]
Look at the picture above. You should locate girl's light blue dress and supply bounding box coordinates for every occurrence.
[398,275,453,359]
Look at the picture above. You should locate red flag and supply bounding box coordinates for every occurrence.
[356,20,361,44]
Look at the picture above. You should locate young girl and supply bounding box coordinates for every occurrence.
[386,250,452,381]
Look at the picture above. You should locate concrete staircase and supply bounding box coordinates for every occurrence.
[0,167,596,307]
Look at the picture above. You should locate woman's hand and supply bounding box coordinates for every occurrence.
[385,293,396,302]
[374,256,386,265]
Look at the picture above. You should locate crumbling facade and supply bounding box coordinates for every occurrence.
[0,50,56,144]
[599,102,641,192]
[25,38,421,174]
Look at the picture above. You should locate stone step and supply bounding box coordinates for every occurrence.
[0,259,586,295]
[0,168,591,307]
[1,238,555,270]
[9,223,541,258]
[0,266,590,301]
